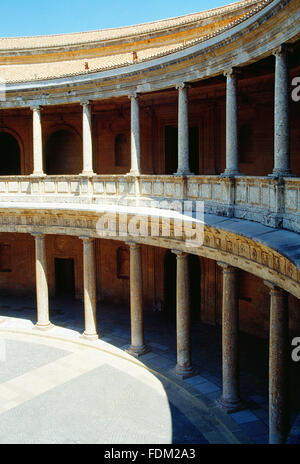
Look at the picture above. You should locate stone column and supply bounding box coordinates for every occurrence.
[222,69,240,177]
[129,94,141,176]
[217,262,243,412]
[81,101,94,176]
[32,233,52,329]
[126,242,149,356]
[271,46,291,177]
[176,83,193,176]
[265,281,289,444]
[81,237,98,339]
[31,106,45,176]
[172,250,195,378]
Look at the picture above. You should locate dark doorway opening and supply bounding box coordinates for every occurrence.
[55,258,75,297]
[0,132,21,175]
[164,126,199,175]
[189,254,201,321]
[164,250,177,320]
[45,129,82,175]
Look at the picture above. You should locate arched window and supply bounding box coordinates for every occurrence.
[117,246,129,279]
[0,132,21,175]
[115,133,129,167]
[45,129,82,175]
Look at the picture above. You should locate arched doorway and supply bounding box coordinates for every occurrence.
[0,132,21,175]
[45,129,82,175]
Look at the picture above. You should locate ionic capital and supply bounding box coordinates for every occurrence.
[30,105,42,112]
[126,241,141,249]
[80,99,91,107]
[217,261,236,273]
[272,44,290,57]
[264,280,283,295]
[31,232,45,239]
[80,235,94,243]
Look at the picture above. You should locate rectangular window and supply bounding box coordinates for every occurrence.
[0,244,12,272]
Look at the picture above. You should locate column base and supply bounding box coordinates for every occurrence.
[216,396,245,414]
[80,171,95,177]
[268,169,294,178]
[269,430,286,445]
[128,170,141,176]
[81,331,99,341]
[126,344,150,358]
[220,170,242,178]
[30,172,46,177]
[34,322,54,331]
[173,364,197,379]
[174,171,194,177]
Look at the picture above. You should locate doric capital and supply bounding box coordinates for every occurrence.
[30,105,42,112]
[31,232,45,239]
[272,44,290,57]
[128,92,139,101]
[264,280,283,294]
[175,82,190,91]
[80,99,91,107]
[80,235,94,243]
[171,249,188,259]
[223,67,240,78]
[217,261,236,273]
[126,241,141,249]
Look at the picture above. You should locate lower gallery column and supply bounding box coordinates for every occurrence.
[172,250,195,378]
[32,233,52,329]
[265,281,289,444]
[81,237,98,340]
[217,262,243,412]
[126,242,149,356]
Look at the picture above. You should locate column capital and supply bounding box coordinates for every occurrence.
[30,105,42,112]
[264,280,284,295]
[31,232,45,239]
[175,82,190,91]
[80,99,91,107]
[272,44,290,57]
[223,67,241,78]
[79,235,94,243]
[126,241,141,249]
[217,261,236,272]
[171,249,188,258]
[128,92,139,100]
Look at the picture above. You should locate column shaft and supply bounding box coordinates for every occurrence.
[81,102,94,175]
[32,234,51,328]
[129,95,141,175]
[126,243,149,356]
[266,281,289,444]
[176,84,192,175]
[82,237,98,339]
[218,263,243,412]
[173,250,195,378]
[222,70,240,176]
[272,46,291,176]
[31,106,44,176]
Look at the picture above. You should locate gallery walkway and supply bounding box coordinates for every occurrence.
[0,296,299,444]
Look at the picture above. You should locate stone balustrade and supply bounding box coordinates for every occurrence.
[0,174,299,233]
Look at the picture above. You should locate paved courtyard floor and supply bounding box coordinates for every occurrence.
[0,296,299,444]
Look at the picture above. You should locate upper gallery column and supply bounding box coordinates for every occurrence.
[265,281,289,444]
[31,106,45,176]
[32,233,52,329]
[129,93,141,176]
[176,83,193,176]
[222,68,240,177]
[81,101,95,176]
[271,45,291,177]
